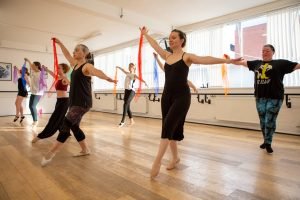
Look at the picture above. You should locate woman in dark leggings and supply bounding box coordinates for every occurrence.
[232,44,300,154]
[32,63,70,143]
[116,64,147,127]
[24,58,43,127]
[41,38,117,166]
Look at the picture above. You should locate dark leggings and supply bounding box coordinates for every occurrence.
[37,98,69,139]
[57,106,90,143]
[120,89,135,123]
[29,94,42,121]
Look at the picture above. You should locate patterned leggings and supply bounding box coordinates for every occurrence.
[56,106,90,143]
[255,98,283,144]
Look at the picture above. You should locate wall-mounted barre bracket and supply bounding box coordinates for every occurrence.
[94,93,101,100]
[148,94,160,102]
[116,93,124,100]
[197,94,211,104]
[285,94,291,108]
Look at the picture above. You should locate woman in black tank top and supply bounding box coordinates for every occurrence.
[41,38,117,166]
[140,27,239,178]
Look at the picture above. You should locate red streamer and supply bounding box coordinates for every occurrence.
[135,32,143,101]
[48,38,59,96]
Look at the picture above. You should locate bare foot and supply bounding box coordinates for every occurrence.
[150,161,161,178]
[32,136,40,143]
[166,158,180,170]
[129,119,135,125]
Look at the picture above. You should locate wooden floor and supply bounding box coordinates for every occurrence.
[0,112,299,200]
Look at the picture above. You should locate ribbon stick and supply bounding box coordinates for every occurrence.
[113,68,118,96]
[221,54,229,95]
[135,32,144,101]
[13,66,18,84]
[153,56,159,95]
[48,38,59,96]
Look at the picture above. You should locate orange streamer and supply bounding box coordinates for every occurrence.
[222,54,229,95]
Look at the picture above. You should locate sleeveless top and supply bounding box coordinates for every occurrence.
[163,53,190,95]
[55,79,68,91]
[124,73,135,91]
[69,63,92,108]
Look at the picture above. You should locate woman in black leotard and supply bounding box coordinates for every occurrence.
[140,27,239,178]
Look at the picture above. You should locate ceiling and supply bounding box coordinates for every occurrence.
[0,0,279,53]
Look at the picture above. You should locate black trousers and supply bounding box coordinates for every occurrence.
[37,98,69,139]
[120,89,135,122]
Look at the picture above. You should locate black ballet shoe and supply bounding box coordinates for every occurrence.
[13,116,19,122]
[260,143,266,149]
[20,116,25,123]
[265,143,273,154]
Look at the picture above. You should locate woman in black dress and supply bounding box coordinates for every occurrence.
[140,27,238,178]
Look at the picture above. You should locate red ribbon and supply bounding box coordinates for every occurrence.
[48,38,59,96]
[135,32,143,100]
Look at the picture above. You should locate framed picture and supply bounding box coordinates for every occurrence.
[0,62,12,81]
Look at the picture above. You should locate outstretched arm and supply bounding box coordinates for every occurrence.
[187,54,231,66]
[134,75,148,87]
[140,27,170,60]
[84,63,117,84]
[153,53,165,72]
[53,38,76,67]
[116,66,129,75]
[294,63,300,70]
[187,80,198,93]
[231,59,248,68]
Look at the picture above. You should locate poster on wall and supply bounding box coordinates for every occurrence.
[0,62,12,81]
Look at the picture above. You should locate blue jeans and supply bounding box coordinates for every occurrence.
[29,94,42,121]
[255,98,283,144]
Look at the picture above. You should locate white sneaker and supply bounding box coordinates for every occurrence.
[32,121,38,127]
[118,122,125,128]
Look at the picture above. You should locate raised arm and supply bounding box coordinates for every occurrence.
[116,66,129,75]
[83,63,117,84]
[42,65,55,78]
[53,38,76,67]
[140,27,170,60]
[153,53,165,72]
[24,58,36,71]
[187,80,198,93]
